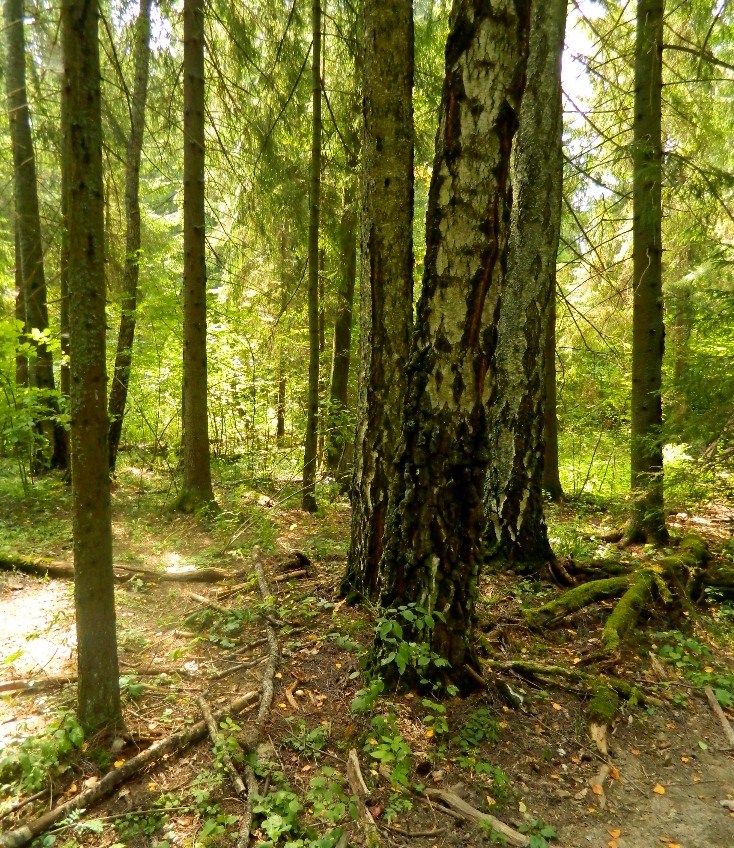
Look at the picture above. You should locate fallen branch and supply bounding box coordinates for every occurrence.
[423,788,528,846]
[0,553,238,584]
[0,790,49,822]
[346,749,381,848]
[1,667,194,695]
[198,696,247,795]
[601,569,655,654]
[238,546,280,847]
[0,690,259,848]
[704,686,734,749]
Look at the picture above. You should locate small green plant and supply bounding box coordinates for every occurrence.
[421,699,449,737]
[656,630,734,707]
[519,817,557,848]
[119,673,145,701]
[0,712,84,794]
[364,713,412,788]
[373,604,455,689]
[350,677,385,714]
[383,791,413,823]
[252,788,303,842]
[305,767,354,824]
[284,718,331,756]
[456,707,501,751]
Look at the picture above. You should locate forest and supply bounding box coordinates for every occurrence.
[1,0,734,846]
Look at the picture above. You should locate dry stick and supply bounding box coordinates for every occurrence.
[237,546,280,848]
[704,686,734,749]
[198,695,246,796]
[0,790,49,822]
[345,749,381,848]
[0,691,259,848]
[0,667,194,695]
[423,789,529,847]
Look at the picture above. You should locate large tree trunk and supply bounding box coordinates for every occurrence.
[301,0,322,513]
[61,0,122,734]
[344,0,414,600]
[484,0,567,570]
[542,286,564,500]
[325,178,357,481]
[5,0,66,469]
[108,0,152,473]
[378,0,531,681]
[178,0,215,511]
[628,0,667,544]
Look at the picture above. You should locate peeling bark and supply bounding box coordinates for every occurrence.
[485,0,567,571]
[377,0,531,680]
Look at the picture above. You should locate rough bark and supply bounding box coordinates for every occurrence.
[543,286,564,500]
[325,178,357,480]
[485,0,567,570]
[344,0,414,599]
[5,0,66,468]
[61,0,122,733]
[108,0,152,473]
[14,226,28,387]
[179,0,215,511]
[302,0,322,513]
[629,0,668,544]
[377,0,531,680]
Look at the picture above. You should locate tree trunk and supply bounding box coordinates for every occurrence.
[302,0,321,513]
[108,0,152,473]
[14,225,28,387]
[61,0,122,734]
[629,0,667,544]
[5,0,66,469]
[542,286,564,500]
[484,0,567,570]
[179,0,215,511]
[325,179,357,481]
[344,0,414,600]
[378,0,531,680]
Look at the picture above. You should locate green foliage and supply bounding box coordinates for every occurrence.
[655,630,734,707]
[519,818,558,848]
[363,713,412,788]
[421,699,448,737]
[373,604,452,687]
[456,707,501,751]
[0,712,83,795]
[284,718,331,757]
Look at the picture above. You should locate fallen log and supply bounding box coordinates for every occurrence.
[0,553,235,584]
[0,690,258,848]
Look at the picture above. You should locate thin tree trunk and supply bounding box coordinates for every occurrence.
[343,0,414,600]
[5,0,66,469]
[61,0,122,734]
[14,225,28,387]
[378,0,531,681]
[302,0,321,512]
[629,0,667,544]
[543,286,564,500]
[484,0,567,570]
[108,0,152,473]
[325,180,357,481]
[179,0,214,511]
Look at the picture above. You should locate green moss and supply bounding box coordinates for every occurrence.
[587,685,619,725]
[602,569,655,654]
[679,533,708,563]
[524,576,630,628]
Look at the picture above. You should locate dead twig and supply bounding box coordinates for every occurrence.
[345,749,381,848]
[424,789,528,846]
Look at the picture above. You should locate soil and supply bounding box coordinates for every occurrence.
[1,469,734,848]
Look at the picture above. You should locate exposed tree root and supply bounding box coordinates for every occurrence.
[524,576,631,628]
[0,691,259,848]
[481,659,662,707]
[522,534,713,656]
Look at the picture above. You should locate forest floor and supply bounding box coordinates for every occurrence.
[1,459,734,848]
